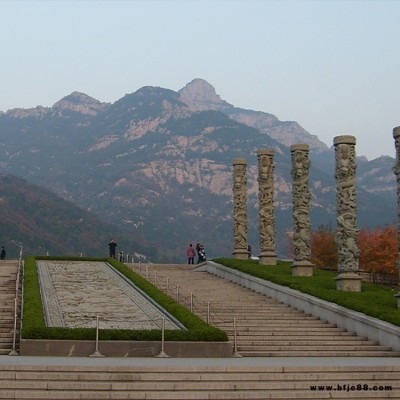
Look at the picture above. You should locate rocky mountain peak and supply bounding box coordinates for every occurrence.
[5,105,51,119]
[179,78,232,112]
[52,91,109,115]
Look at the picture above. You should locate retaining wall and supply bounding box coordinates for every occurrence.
[20,339,233,358]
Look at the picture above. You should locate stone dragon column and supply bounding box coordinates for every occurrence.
[232,158,249,259]
[290,144,314,276]
[257,149,277,265]
[334,135,361,291]
[392,127,400,307]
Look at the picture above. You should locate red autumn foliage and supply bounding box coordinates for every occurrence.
[311,226,338,270]
[311,225,398,279]
[358,226,398,277]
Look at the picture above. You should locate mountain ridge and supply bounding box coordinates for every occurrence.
[0,78,396,261]
[0,174,156,259]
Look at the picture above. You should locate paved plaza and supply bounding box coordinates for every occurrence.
[37,260,180,330]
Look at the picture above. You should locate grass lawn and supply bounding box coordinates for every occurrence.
[213,258,400,327]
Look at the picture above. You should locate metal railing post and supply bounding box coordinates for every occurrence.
[155,317,170,358]
[233,317,242,357]
[8,298,19,356]
[89,316,105,357]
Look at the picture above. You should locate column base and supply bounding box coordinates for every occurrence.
[291,261,314,276]
[258,252,277,266]
[232,249,250,260]
[335,272,362,292]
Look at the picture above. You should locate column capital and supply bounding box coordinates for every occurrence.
[334,135,356,146]
[290,144,309,152]
[257,149,274,157]
[232,158,247,166]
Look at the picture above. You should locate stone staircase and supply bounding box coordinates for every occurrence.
[133,263,400,357]
[0,363,399,399]
[1,261,400,399]
[0,260,20,356]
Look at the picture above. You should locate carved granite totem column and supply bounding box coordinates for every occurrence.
[257,149,277,265]
[334,136,361,292]
[392,127,400,307]
[232,158,250,259]
[290,144,314,276]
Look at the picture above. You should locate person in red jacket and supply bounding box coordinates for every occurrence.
[186,243,196,264]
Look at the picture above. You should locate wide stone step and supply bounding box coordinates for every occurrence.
[1,365,400,399]
[216,323,342,331]
[8,379,396,391]
[210,305,298,311]
[234,329,357,340]
[0,334,14,339]
[240,350,400,357]
[0,305,14,310]
[235,338,374,346]
[4,390,396,399]
[237,344,390,352]
[0,317,15,323]
[232,326,351,332]
[0,315,20,321]
[211,302,291,307]
[3,368,400,381]
[1,379,399,392]
[0,325,15,331]
[0,326,14,331]
[212,314,320,320]
[212,306,312,320]
[0,272,18,277]
[0,294,17,298]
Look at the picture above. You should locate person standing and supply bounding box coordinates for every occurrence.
[108,239,117,258]
[196,243,206,264]
[0,246,5,260]
[199,244,206,263]
[186,244,196,264]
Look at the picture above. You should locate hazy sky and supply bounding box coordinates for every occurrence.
[1,0,399,160]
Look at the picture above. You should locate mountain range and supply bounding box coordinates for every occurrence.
[0,78,397,261]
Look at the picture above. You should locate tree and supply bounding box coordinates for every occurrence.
[311,225,338,270]
[358,226,398,281]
